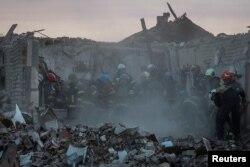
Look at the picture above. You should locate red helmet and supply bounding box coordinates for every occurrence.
[221,71,234,81]
[47,73,57,82]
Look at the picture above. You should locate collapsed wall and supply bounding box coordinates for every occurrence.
[40,33,250,85]
[176,33,250,86]
[1,34,40,112]
[40,38,157,83]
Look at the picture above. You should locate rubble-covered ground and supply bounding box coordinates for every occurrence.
[1,107,250,167]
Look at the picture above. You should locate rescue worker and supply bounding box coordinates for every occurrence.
[190,64,204,94]
[162,71,177,105]
[139,71,151,99]
[205,68,221,91]
[146,64,164,97]
[203,68,221,117]
[39,72,58,106]
[65,74,84,114]
[113,64,136,103]
[93,74,115,108]
[146,64,158,79]
[211,71,242,140]
[114,64,127,78]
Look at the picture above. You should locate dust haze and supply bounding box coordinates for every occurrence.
[68,94,214,138]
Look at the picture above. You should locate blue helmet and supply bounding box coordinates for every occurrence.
[98,74,109,82]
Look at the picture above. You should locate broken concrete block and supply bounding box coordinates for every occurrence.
[100,135,107,142]
[23,136,34,149]
[161,140,174,148]
[182,150,196,156]
[108,148,116,154]
[20,152,34,166]
[118,150,128,164]
[66,145,88,164]
[202,138,212,151]
[159,162,171,167]
[114,124,126,135]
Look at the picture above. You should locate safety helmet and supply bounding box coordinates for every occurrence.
[98,74,109,82]
[221,71,234,81]
[205,68,215,77]
[141,71,150,79]
[47,73,57,82]
[117,64,126,70]
[147,64,156,70]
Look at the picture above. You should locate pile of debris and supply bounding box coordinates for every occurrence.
[1,106,250,167]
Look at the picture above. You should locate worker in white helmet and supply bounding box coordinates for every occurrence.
[113,63,136,102]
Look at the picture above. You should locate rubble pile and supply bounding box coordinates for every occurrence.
[1,109,250,167]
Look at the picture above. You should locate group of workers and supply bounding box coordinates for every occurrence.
[39,63,247,142]
[188,65,247,141]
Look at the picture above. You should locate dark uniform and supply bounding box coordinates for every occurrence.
[212,74,242,140]
[162,72,177,104]
[65,82,85,114]
[113,73,136,102]
[94,76,115,108]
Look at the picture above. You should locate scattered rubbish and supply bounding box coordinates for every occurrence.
[11,104,26,126]
[159,162,171,167]
[66,145,88,164]
[0,110,249,166]
[20,152,34,166]
[203,138,212,151]
[118,150,128,164]
[161,140,174,148]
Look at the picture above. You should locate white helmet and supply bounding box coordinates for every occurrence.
[147,64,155,70]
[205,68,215,77]
[141,71,150,79]
[117,64,126,70]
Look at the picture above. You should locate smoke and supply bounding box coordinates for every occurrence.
[68,94,215,138]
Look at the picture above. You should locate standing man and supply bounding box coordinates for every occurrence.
[212,71,242,140]
[113,64,136,103]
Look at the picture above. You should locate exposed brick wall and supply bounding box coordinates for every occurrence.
[41,42,151,83]
[177,34,250,70]
[176,33,250,88]
[4,37,27,110]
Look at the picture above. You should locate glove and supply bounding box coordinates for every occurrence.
[209,89,217,100]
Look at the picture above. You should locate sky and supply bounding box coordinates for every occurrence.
[0,0,249,42]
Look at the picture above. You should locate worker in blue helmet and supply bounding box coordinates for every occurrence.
[93,74,115,108]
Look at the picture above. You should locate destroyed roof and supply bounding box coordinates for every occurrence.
[119,15,214,45]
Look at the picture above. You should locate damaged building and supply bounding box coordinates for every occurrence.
[1,11,250,123]
[1,4,250,166]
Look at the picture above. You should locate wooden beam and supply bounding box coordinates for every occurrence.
[167,2,178,20]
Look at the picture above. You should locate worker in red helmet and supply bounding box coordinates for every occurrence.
[211,71,242,140]
[39,71,59,107]
[47,72,57,82]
